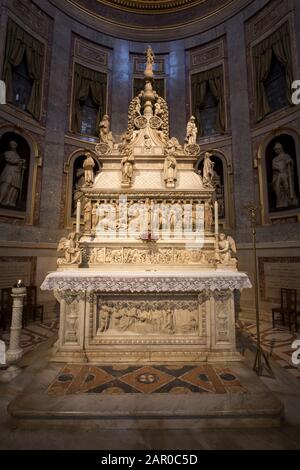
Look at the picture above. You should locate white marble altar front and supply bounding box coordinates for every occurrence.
[41,48,251,364]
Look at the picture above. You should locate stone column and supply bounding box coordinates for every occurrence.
[6,285,26,363]
[39,12,72,233]
[227,14,255,242]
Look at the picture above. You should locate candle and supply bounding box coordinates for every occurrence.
[76,200,81,234]
[214,201,219,237]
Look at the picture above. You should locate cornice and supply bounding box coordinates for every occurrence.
[49,0,253,41]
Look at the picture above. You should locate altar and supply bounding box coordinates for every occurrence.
[41,47,251,365]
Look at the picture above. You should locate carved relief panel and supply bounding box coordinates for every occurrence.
[88,294,208,346]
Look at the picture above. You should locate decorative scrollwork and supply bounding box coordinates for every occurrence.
[184,143,201,157]
[95,142,111,156]
[134,116,147,129]
[149,116,162,129]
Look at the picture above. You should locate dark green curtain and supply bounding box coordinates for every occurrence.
[72,63,107,134]
[254,22,293,122]
[2,19,44,120]
[191,66,225,136]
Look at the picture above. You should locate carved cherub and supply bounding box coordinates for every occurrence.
[218,233,237,265]
[57,232,82,266]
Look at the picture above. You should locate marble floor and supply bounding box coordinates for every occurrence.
[0,319,300,449]
[46,363,245,395]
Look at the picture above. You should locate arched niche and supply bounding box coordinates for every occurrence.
[0,125,41,224]
[195,150,233,228]
[257,129,300,224]
[64,149,101,229]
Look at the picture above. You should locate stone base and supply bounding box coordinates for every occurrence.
[8,361,283,428]
[50,348,243,364]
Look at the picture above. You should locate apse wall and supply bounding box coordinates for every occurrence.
[0,0,299,320]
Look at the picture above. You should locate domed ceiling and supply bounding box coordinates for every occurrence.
[58,0,250,39]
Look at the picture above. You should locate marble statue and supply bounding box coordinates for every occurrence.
[203,151,214,187]
[164,141,177,188]
[272,142,297,208]
[0,141,26,207]
[57,232,82,266]
[0,80,6,104]
[145,46,155,78]
[83,152,95,187]
[121,148,134,186]
[99,114,114,149]
[185,116,198,145]
[218,233,237,265]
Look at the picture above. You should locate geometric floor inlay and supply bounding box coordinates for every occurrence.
[46,364,246,395]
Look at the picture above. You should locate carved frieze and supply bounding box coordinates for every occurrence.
[86,247,214,266]
[96,298,199,336]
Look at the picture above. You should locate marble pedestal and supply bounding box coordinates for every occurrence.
[41,269,251,364]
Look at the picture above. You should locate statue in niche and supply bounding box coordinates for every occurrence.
[99,114,114,149]
[0,141,26,207]
[272,142,297,208]
[121,148,134,186]
[203,151,215,187]
[185,116,198,145]
[57,232,82,266]
[204,199,213,231]
[0,80,6,104]
[83,152,95,187]
[217,233,237,266]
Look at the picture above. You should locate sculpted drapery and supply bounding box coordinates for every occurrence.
[254,22,293,122]
[191,66,225,136]
[2,19,44,120]
[72,63,107,134]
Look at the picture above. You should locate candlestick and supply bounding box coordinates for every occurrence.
[76,200,81,234]
[214,201,219,237]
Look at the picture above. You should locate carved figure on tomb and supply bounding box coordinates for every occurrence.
[218,233,237,265]
[98,304,111,333]
[83,199,92,232]
[185,116,198,145]
[204,199,213,231]
[121,148,134,186]
[57,232,82,266]
[99,114,114,149]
